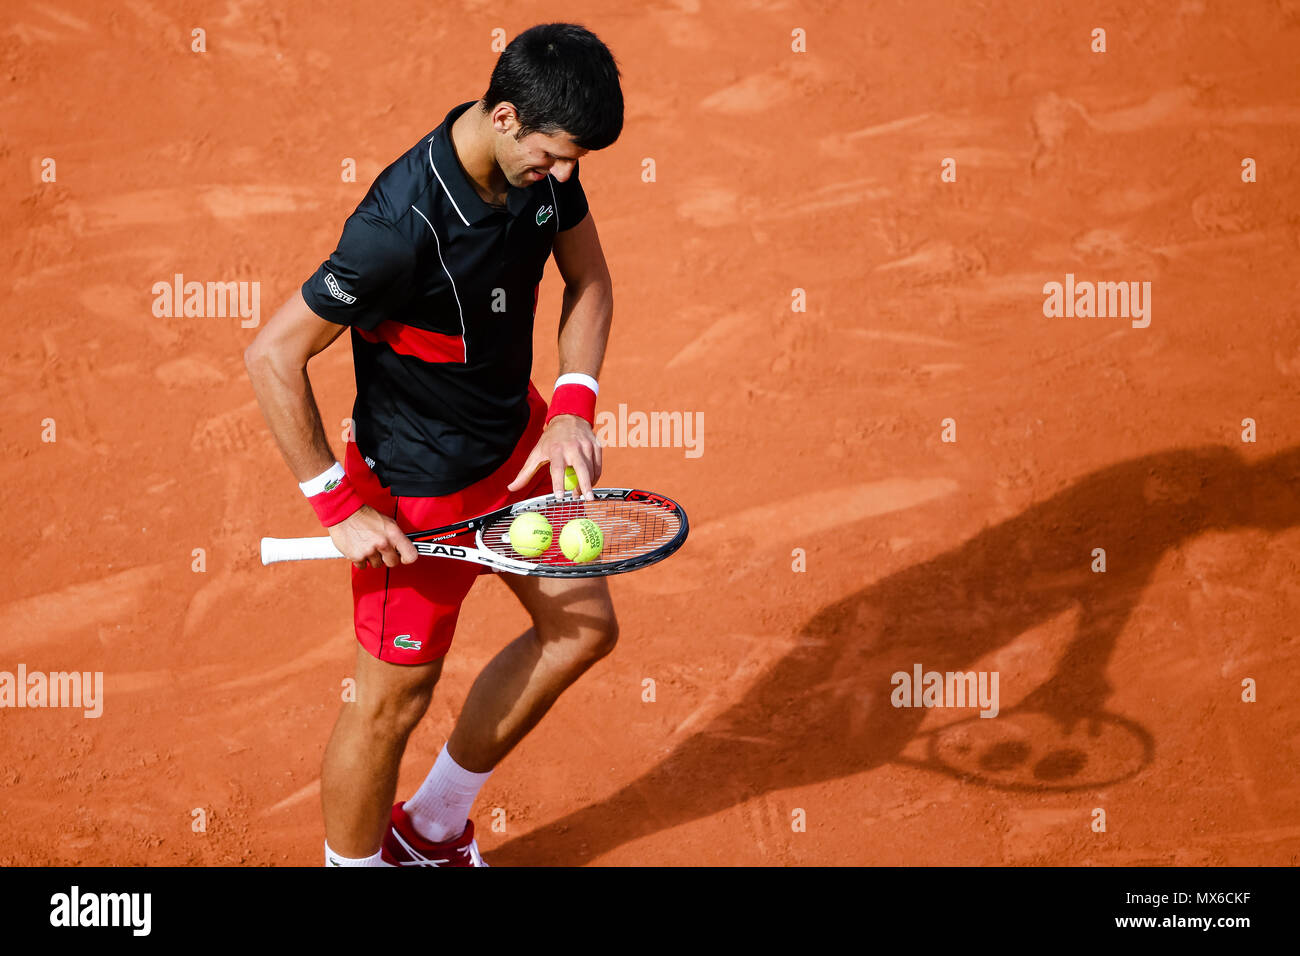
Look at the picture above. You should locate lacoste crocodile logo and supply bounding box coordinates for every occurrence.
[393,634,422,650]
[535,205,554,226]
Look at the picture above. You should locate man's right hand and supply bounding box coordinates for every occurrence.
[328,505,419,569]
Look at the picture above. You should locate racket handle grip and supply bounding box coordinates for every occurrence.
[260,536,345,565]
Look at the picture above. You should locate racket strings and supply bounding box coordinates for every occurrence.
[482,499,682,566]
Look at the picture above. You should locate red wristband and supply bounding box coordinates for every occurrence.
[308,473,365,527]
[545,382,597,426]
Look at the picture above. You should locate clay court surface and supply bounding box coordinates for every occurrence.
[3,1,1299,865]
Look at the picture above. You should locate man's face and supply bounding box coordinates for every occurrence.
[492,105,588,188]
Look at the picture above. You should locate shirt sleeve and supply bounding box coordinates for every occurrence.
[301,212,415,330]
[553,160,590,232]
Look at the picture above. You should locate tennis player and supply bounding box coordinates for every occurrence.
[244,23,623,866]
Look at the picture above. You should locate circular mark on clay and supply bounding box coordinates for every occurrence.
[979,740,1031,772]
[1033,747,1088,781]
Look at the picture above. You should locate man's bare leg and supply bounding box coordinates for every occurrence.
[321,646,443,857]
[447,574,618,772]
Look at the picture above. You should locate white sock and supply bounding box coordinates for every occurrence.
[325,841,391,867]
[404,744,493,843]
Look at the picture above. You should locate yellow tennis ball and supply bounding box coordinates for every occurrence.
[564,466,579,491]
[508,512,552,557]
[559,518,603,563]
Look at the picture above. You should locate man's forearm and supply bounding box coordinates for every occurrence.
[245,349,339,483]
[555,277,613,378]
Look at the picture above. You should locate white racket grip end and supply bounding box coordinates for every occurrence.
[261,536,346,564]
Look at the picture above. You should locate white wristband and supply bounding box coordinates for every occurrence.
[554,372,599,396]
[299,461,346,497]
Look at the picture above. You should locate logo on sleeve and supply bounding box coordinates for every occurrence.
[325,273,357,304]
[535,205,554,226]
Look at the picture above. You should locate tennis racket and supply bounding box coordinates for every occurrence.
[260,487,689,578]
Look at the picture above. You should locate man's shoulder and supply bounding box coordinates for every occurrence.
[355,128,441,228]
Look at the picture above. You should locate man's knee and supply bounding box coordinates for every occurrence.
[353,663,441,739]
[588,609,620,659]
[538,606,619,665]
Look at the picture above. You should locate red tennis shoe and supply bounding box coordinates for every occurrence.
[380,803,488,867]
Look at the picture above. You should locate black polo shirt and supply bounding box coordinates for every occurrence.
[302,100,589,496]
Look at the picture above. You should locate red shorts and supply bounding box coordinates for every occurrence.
[345,382,552,665]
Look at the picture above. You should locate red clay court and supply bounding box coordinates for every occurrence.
[2,1,1298,865]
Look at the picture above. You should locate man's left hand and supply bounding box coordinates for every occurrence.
[507,414,603,501]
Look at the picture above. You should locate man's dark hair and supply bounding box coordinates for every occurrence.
[482,22,623,151]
